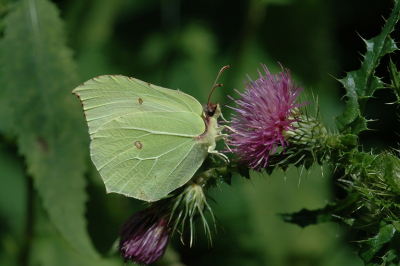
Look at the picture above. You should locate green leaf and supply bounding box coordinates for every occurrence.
[358,219,400,265]
[236,165,250,180]
[0,2,12,135]
[30,198,121,266]
[279,192,360,228]
[0,0,97,258]
[216,166,234,185]
[389,58,400,103]
[0,144,26,264]
[335,1,400,135]
[384,153,400,195]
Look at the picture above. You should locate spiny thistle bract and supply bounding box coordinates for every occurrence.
[228,63,327,171]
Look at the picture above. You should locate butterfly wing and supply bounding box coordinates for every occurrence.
[73,75,204,135]
[73,75,207,201]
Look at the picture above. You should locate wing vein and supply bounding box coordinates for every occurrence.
[151,141,197,198]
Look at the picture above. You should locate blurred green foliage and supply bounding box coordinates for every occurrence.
[0,0,398,265]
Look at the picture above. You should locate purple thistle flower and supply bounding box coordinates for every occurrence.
[119,210,171,265]
[118,182,216,265]
[228,63,308,170]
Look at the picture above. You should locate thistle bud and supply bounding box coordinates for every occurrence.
[283,113,328,152]
[119,209,171,265]
[119,180,215,264]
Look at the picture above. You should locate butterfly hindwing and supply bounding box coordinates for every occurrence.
[90,111,207,201]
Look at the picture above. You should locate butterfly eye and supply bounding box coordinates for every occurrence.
[206,102,218,117]
[208,108,215,117]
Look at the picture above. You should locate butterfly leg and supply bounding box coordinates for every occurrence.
[207,135,229,163]
[221,134,233,152]
[217,112,236,133]
[208,148,229,163]
[217,124,236,134]
[215,125,235,152]
[220,112,229,122]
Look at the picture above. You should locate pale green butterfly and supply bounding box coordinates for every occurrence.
[73,66,230,202]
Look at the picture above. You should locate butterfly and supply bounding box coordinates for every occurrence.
[72,66,230,202]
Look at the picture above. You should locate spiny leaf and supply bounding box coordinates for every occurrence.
[385,152,400,195]
[335,1,400,135]
[279,192,360,228]
[358,219,400,265]
[389,58,400,103]
[0,0,97,258]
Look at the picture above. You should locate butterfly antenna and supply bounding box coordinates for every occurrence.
[221,97,239,107]
[207,65,230,105]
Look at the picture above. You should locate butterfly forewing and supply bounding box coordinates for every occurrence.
[73,75,209,201]
[73,75,204,135]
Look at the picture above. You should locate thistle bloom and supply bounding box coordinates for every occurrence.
[228,63,308,170]
[119,210,171,265]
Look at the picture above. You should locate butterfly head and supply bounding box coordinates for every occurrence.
[205,102,221,118]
